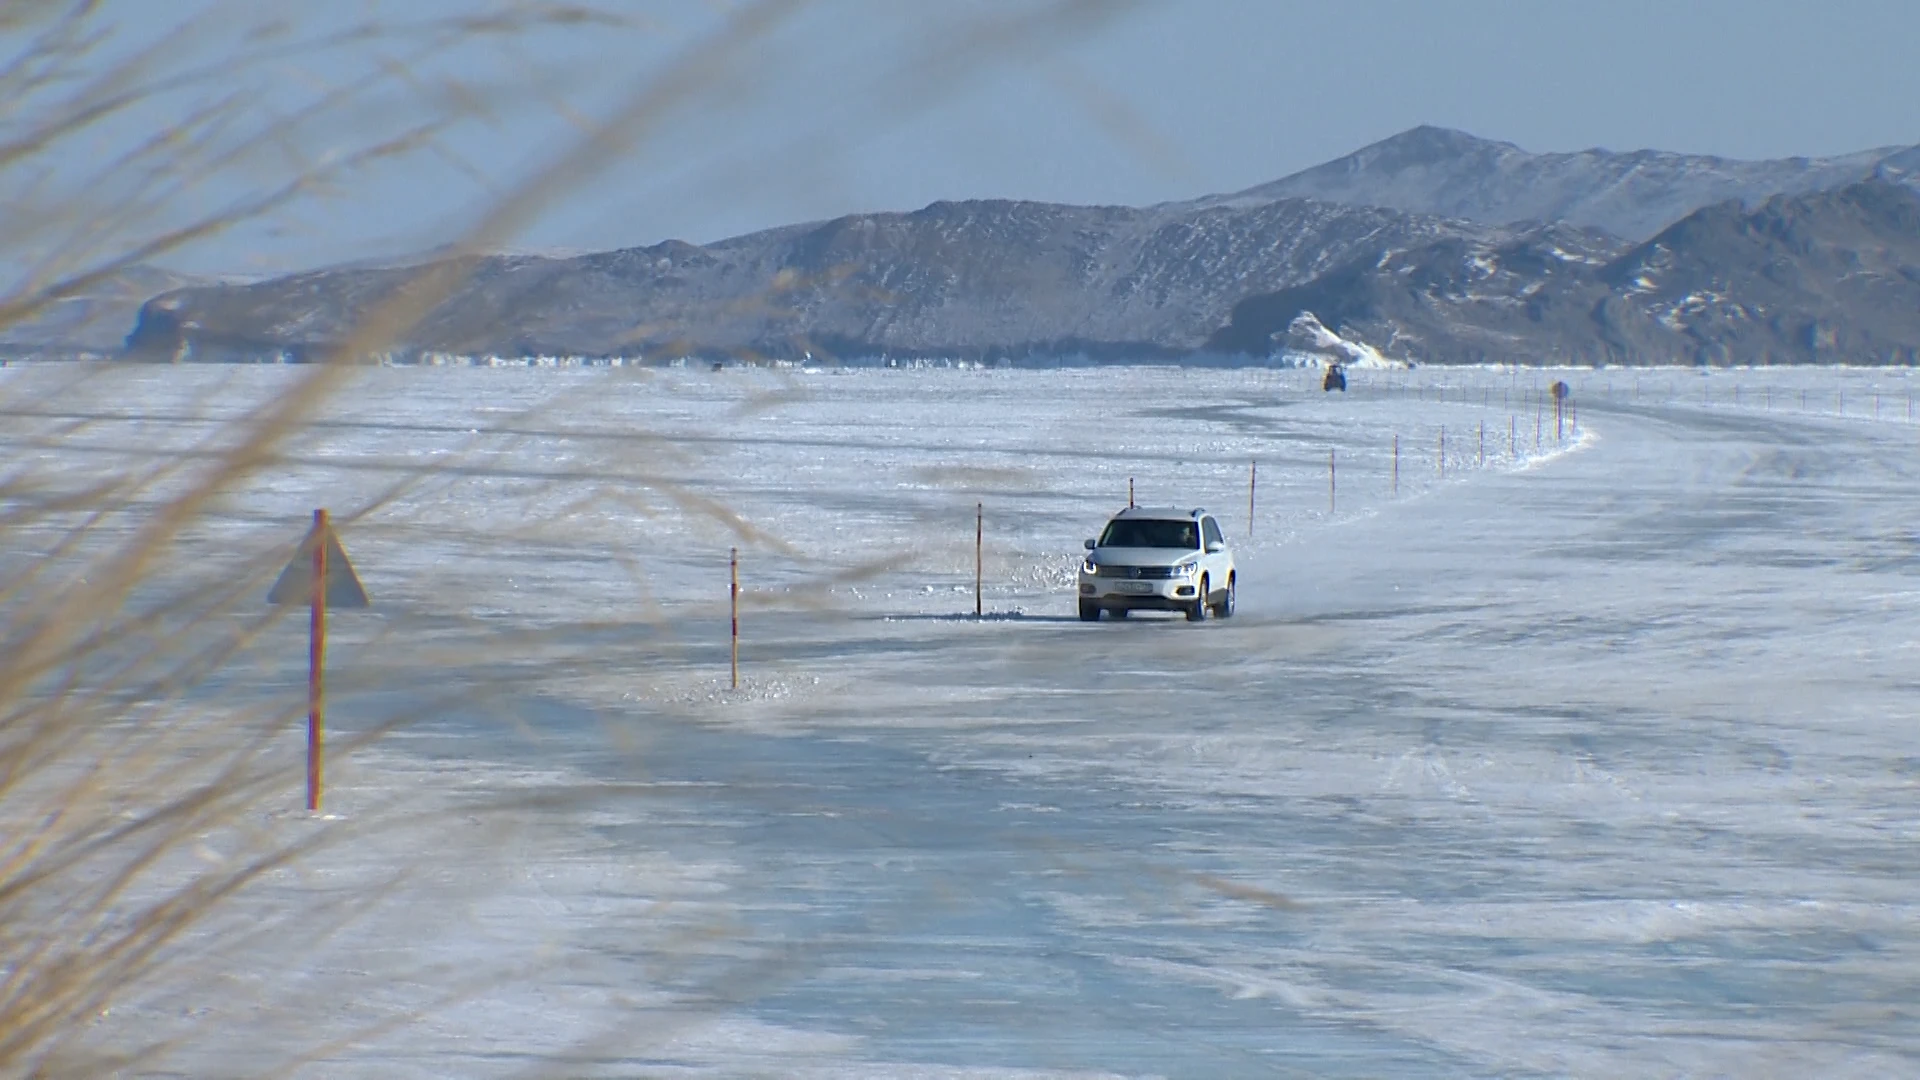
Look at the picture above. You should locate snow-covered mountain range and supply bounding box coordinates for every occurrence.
[1216,124,1920,241]
[1211,180,1920,366]
[116,126,1920,366]
[0,266,212,358]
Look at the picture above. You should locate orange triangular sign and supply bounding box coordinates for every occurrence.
[267,519,370,608]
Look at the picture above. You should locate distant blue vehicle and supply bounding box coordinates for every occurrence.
[1322,363,1347,392]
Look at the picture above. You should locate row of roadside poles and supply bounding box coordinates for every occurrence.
[1241,379,1575,525]
[278,383,1578,813]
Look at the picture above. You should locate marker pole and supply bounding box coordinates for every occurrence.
[730,547,739,690]
[307,509,327,813]
[1248,460,1256,539]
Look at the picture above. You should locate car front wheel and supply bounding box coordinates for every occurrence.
[1078,601,1100,622]
[1187,575,1210,622]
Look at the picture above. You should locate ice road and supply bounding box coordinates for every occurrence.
[2,364,1916,1077]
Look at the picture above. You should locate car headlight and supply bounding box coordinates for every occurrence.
[1176,562,1197,577]
[1081,558,1098,575]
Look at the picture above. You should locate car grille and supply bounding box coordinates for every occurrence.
[1096,564,1182,579]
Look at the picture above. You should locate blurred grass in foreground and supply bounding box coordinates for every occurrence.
[0,0,1134,1073]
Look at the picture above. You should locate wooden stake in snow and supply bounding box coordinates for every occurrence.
[1248,461,1256,539]
[975,503,983,619]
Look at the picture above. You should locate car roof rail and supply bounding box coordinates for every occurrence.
[1190,507,1205,517]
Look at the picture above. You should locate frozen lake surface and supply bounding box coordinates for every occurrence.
[3,364,1918,1076]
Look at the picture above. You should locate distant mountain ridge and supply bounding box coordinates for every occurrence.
[1210,180,1920,366]
[0,266,213,357]
[1219,125,1920,241]
[125,196,1486,362]
[112,125,1920,367]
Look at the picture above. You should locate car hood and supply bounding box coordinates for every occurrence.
[1088,546,1200,568]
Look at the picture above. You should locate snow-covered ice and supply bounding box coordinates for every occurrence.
[2,362,1917,1076]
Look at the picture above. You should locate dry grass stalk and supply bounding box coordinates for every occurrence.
[0,0,1133,1073]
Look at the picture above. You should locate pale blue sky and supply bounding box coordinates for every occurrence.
[47,0,1920,274]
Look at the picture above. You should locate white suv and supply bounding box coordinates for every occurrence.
[1077,507,1236,622]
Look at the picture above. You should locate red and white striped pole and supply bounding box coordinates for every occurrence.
[729,547,739,690]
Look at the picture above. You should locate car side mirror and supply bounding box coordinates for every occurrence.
[1083,539,1096,550]
[1205,541,1225,553]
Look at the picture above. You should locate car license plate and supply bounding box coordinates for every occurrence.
[1117,581,1153,594]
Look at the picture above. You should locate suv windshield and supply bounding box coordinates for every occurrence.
[1098,518,1199,549]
